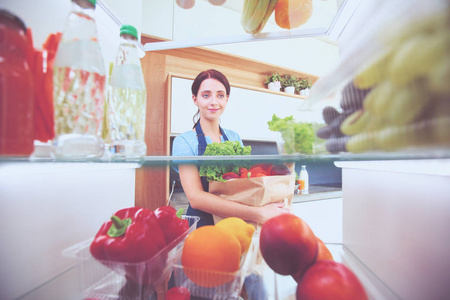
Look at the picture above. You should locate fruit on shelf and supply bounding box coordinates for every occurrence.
[215,217,255,255]
[316,238,333,261]
[241,0,279,34]
[296,260,368,300]
[260,214,317,276]
[208,0,226,5]
[275,0,313,30]
[388,30,450,87]
[165,286,190,300]
[176,0,195,9]
[181,225,241,287]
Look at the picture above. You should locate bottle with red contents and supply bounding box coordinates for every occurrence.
[0,10,34,157]
[52,0,106,160]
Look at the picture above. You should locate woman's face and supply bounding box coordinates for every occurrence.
[193,78,229,122]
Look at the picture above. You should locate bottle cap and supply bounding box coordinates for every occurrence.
[85,0,97,6]
[120,25,138,40]
[301,165,306,168]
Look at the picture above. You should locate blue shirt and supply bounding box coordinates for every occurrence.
[172,128,243,172]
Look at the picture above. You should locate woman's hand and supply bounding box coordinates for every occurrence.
[258,201,290,224]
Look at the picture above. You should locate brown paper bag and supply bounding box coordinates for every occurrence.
[210,171,296,224]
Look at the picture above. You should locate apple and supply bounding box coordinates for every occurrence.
[208,0,227,5]
[269,164,291,176]
[165,286,190,300]
[296,260,368,300]
[176,0,195,9]
[260,214,317,276]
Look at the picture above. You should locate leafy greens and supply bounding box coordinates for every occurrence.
[199,141,252,182]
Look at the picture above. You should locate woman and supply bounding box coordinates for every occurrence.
[172,69,288,227]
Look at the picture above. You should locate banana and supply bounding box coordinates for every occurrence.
[241,0,278,34]
[427,56,450,96]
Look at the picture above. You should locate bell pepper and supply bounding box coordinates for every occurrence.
[250,163,273,174]
[90,207,167,263]
[222,172,239,180]
[239,167,251,178]
[249,166,268,177]
[154,206,189,246]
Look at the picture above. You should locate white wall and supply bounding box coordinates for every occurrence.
[170,77,327,141]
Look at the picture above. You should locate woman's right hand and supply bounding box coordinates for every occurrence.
[258,201,290,224]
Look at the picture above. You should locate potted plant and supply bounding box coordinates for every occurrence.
[281,75,299,94]
[264,73,282,91]
[298,78,312,96]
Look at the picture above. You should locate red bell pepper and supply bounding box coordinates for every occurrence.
[249,166,268,177]
[222,172,239,180]
[90,207,167,263]
[239,167,251,178]
[154,206,189,246]
[250,163,273,174]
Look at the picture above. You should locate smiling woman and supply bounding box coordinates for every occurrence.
[171,69,289,228]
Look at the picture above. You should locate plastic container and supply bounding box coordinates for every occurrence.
[0,10,34,156]
[107,25,147,160]
[63,216,199,300]
[52,0,106,160]
[171,229,260,299]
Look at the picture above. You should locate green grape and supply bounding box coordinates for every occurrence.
[389,30,450,87]
[386,81,430,126]
[427,56,450,96]
[363,80,395,116]
[340,109,370,136]
[346,132,377,153]
[353,51,392,89]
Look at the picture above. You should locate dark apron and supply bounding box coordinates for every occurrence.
[186,122,228,228]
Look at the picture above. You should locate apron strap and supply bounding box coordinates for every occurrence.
[188,122,229,227]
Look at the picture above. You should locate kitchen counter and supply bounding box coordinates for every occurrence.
[170,185,342,212]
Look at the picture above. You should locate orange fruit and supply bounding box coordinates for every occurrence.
[215,217,255,255]
[275,0,313,30]
[181,225,241,287]
[316,238,333,261]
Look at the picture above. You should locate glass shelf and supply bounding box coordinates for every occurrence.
[143,0,357,51]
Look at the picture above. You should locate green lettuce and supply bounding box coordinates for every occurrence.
[268,114,315,155]
[199,141,252,182]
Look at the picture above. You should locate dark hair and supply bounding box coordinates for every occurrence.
[192,69,231,128]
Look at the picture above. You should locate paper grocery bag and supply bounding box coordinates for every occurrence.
[210,172,296,224]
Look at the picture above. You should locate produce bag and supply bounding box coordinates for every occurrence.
[210,163,296,224]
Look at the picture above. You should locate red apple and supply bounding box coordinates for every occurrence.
[165,286,190,300]
[176,0,195,9]
[208,0,227,5]
[296,260,368,300]
[260,214,317,276]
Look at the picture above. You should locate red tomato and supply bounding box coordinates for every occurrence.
[260,214,317,276]
[296,260,368,300]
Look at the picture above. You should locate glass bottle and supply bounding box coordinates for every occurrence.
[52,0,106,160]
[299,165,309,194]
[0,10,34,156]
[107,25,147,160]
